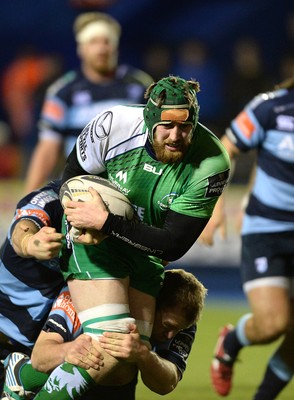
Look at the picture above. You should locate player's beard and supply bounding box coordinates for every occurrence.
[153,136,192,164]
[87,52,118,76]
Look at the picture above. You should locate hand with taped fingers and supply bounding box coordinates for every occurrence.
[64,333,104,371]
[13,225,64,259]
[25,227,64,259]
[64,187,109,232]
[99,324,147,363]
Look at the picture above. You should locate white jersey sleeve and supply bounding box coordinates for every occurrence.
[76,105,145,174]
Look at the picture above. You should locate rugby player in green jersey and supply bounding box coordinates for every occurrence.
[33,76,230,399]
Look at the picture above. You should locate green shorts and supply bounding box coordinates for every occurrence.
[60,219,164,297]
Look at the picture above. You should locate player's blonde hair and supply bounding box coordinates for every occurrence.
[275,76,294,90]
[74,12,121,36]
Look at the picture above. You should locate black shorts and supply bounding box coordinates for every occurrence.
[241,231,294,285]
[81,375,138,400]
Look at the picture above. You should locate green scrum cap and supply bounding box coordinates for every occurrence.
[143,76,200,142]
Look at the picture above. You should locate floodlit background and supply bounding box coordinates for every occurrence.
[1,1,294,397]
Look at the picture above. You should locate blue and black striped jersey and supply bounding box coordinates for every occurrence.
[227,88,294,234]
[0,180,64,348]
[39,65,153,157]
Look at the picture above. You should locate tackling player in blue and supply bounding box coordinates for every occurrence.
[0,180,64,393]
[1,269,207,400]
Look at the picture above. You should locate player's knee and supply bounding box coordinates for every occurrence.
[254,313,290,342]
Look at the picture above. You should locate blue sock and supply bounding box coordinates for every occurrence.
[224,314,252,360]
[253,365,290,400]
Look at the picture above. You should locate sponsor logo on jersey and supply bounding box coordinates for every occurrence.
[143,163,163,175]
[276,115,294,131]
[79,124,90,161]
[132,204,145,221]
[111,232,163,256]
[53,290,81,333]
[158,193,179,211]
[169,332,193,361]
[72,90,91,105]
[116,170,127,184]
[278,134,294,152]
[30,191,57,208]
[93,111,112,140]
[16,209,50,226]
[46,318,67,333]
[109,176,131,196]
[43,99,64,122]
[254,256,268,274]
[206,170,229,197]
[235,111,255,139]
[274,102,294,113]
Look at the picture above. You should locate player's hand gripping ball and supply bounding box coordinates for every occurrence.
[59,175,135,244]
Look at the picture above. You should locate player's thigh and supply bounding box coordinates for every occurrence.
[247,285,291,327]
[68,277,130,313]
[129,286,155,324]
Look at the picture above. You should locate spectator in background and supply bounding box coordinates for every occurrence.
[1,47,63,171]
[225,37,274,122]
[278,53,294,82]
[0,121,22,178]
[283,12,294,55]
[142,43,173,82]
[173,39,225,137]
[24,12,153,194]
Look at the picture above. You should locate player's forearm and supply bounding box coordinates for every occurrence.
[31,340,73,373]
[101,211,208,260]
[137,350,180,395]
[24,140,61,194]
[11,220,40,257]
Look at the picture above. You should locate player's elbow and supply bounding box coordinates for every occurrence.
[142,375,179,395]
[31,354,51,374]
[163,246,190,261]
[152,381,178,395]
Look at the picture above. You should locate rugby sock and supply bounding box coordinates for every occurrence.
[224,314,252,360]
[33,362,96,399]
[19,362,49,391]
[253,365,290,400]
[254,349,293,400]
[223,330,243,360]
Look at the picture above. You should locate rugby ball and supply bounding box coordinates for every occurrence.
[59,175,134,220]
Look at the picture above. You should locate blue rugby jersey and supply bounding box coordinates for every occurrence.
[38,65,153,157]
[43,286,196,381]
[227,88,294,234]
[0,181,64,348]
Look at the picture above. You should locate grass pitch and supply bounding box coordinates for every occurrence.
[136,300,294,400]
[1,182,293,399]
